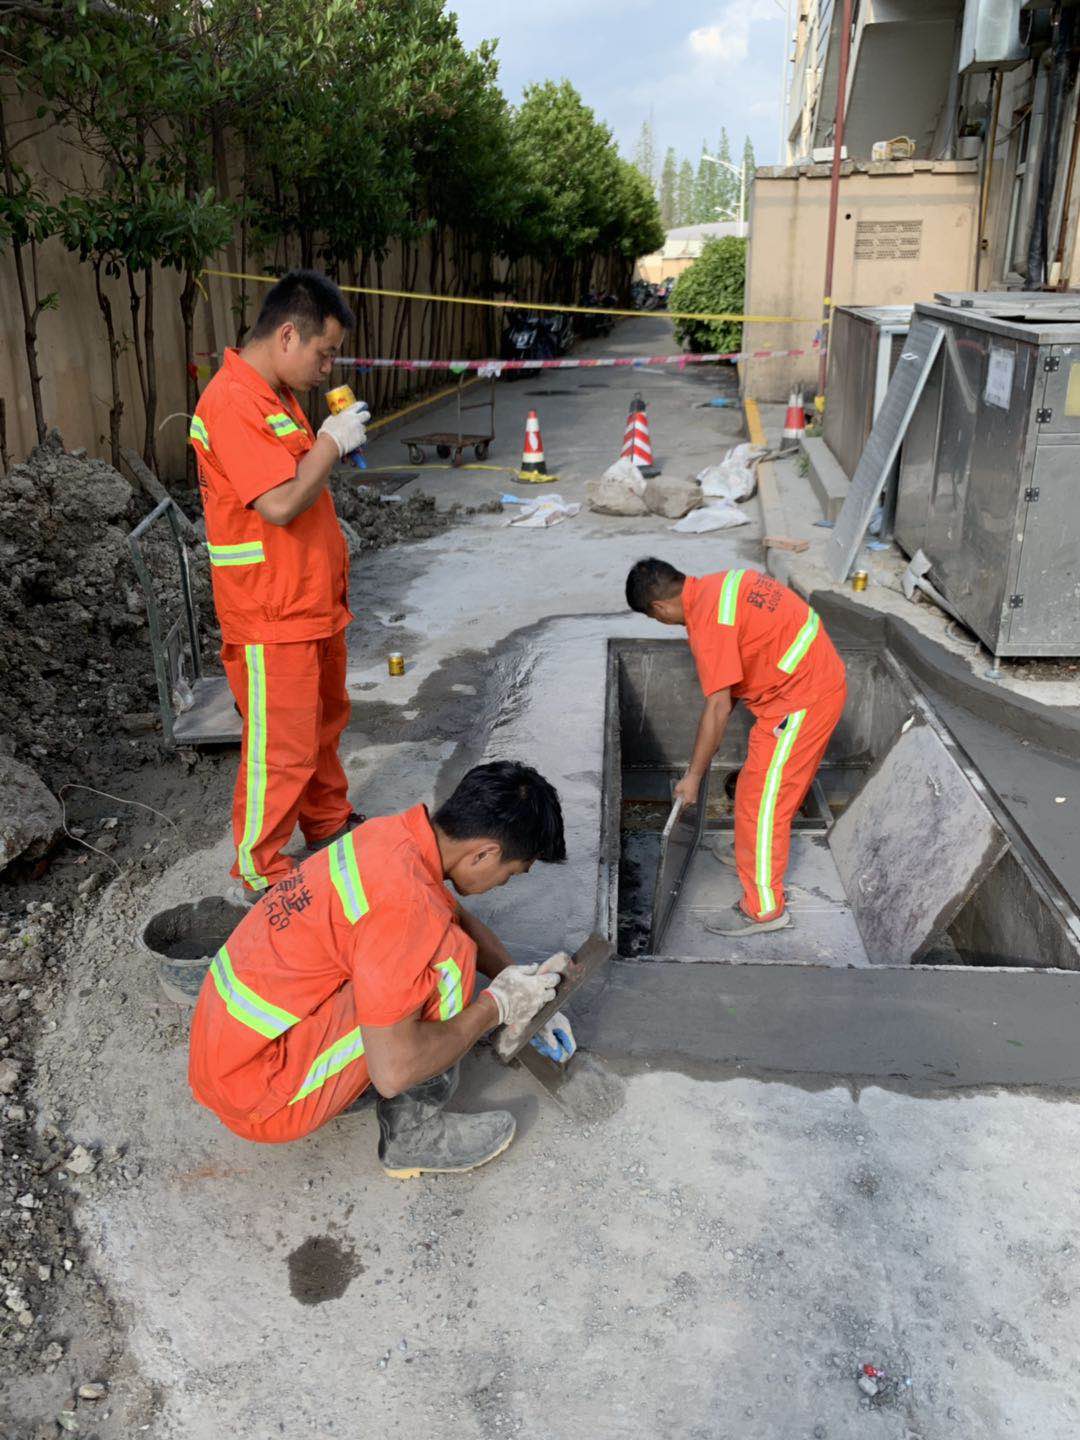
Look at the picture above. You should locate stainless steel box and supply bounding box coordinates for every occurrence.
[895,300,1080,658]
[824,305,911,480]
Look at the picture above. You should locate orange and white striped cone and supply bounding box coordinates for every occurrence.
[782,390,806,442]
[620,393,660,477]
[520,409,549,479]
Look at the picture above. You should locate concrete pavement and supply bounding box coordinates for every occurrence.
[35,319,1080,1439]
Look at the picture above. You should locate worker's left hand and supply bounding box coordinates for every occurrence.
[674,771,701,806]
[537,950,573,978]
[530,1011,576,1065]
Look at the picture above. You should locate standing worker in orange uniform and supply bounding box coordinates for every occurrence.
[189,271,371,903]
[187,762,574,1177]
[625,558,847,937]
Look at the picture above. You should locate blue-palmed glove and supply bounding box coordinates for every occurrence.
[531,1011,577,1065]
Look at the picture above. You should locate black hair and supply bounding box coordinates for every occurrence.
[625,557,686,614]
[434,761,566,865]
[249,269,355,342]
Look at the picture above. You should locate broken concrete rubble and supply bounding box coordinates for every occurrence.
[0,749,62,871]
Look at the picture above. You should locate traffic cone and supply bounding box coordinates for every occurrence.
[620,393,660,477]
[782,390,806,443]
[520,409,549,479]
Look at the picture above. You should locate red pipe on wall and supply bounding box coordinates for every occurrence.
[818,0,854,398]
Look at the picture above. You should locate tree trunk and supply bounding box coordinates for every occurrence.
[180,269,199,487]
[0,96,47,445]
[127,264,148,413]
[94,259,123,469]
[142,264,158,471]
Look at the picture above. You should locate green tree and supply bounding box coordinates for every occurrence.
[658,147,677,229]
[693,143,718,224]
[0,91,58,446]
[676,159,695,227]
[632,117,656,189]
[669,235,747,353]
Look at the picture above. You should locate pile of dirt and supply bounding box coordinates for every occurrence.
[0,437,495,792]
[331,482,496,550]
[0,434,213,788]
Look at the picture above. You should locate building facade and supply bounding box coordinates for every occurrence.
[783,0,1080,291]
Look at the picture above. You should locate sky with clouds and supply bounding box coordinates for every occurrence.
[448,0,790,171]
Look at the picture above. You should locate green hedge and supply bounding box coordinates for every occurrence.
[670,236,747,354]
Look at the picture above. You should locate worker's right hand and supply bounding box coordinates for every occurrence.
[674,771,701,806]
[318,400,371,459]
[483,962,560,1032]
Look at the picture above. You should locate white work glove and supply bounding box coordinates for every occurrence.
[317,401,370,459]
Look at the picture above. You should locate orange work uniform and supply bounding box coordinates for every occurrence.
[188,805,477,1144]
[683,570,846,921]
[189,349,354,893]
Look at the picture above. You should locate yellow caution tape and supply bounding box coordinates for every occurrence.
[201,267,816,327]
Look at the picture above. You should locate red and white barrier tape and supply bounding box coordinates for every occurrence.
[333,344,819,375]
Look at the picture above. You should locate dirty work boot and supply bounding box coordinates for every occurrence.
[709,838,738,869]
[705,902,793,937]
[306,812,367,853]
[376,1064,515,1179]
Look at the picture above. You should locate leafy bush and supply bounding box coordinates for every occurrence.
[670,236,747,353]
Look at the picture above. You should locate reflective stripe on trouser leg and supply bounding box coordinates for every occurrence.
[298,632,353,843]
[754,710,806,918]
[237,645,270,890]
[289,1026,366,1105]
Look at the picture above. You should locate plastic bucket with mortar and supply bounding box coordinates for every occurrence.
[138,895,248,1007]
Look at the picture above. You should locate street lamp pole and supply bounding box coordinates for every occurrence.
[702,153,747,236]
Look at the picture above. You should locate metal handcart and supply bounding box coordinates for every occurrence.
[401,375,495,467]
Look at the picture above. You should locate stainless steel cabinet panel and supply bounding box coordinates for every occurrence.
[1008,443,1080,654]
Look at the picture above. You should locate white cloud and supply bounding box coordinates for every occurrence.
[688,0,781,68]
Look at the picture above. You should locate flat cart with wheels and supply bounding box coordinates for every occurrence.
[401,375,495,467]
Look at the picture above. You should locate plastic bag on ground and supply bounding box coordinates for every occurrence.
[696,442,765,503]
[586,458,648,516]
[508,494,581,528]
[670,499,751,533]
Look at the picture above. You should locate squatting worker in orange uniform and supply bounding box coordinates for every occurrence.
[189,271,371,904]
[625,558,846,938]
[188,762,575,1177]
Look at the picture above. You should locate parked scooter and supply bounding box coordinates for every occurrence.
[501,308,560,377]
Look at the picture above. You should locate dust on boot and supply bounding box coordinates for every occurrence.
[376,1063,515,1180]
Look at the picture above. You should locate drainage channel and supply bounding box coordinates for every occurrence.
[601,638,1080,973]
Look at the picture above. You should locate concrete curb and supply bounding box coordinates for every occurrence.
[744,396,795,585]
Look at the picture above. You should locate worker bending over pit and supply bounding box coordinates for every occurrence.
[188,270,371,904]
[626,559,846,937]
[188,762,574,1178]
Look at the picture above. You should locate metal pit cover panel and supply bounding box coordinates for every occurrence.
[650,771,711,954]
[828,718,1007,965]
[827,317,944,582]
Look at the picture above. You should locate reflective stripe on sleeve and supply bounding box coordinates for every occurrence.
[717,569,745,626]
[434,958,464,1020]
[266,411,302,438]
[189,416,210,452]
[754,709,806,917]
[211,945,300,1040]
[207,540,266,567]
[288,1026,366,1105]
[777,609,820,675]
[236,644,269,891]
[329,835,370,925]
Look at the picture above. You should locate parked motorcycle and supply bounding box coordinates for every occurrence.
[501,308,560,378]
